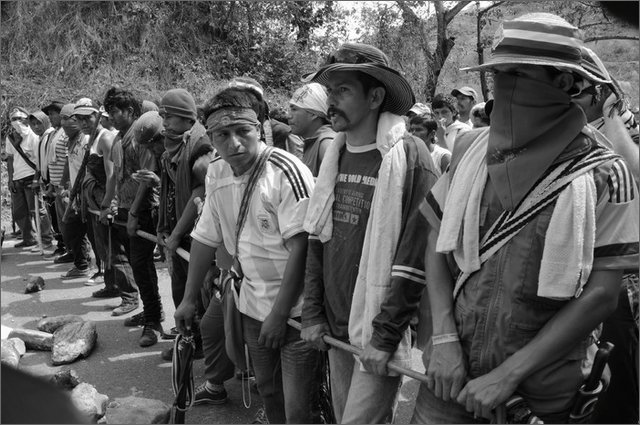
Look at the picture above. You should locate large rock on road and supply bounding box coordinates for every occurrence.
[8,328,53,351]
[37,314,84,333]
[52,321,97,365]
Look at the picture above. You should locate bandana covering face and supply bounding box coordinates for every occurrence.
[9,108,28,120]
[206,108,260,133]
[488,72,587,211]
[163,130,184,159]
[11,121,31,137]
[289,83,328,118]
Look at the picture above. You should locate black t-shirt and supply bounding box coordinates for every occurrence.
[323,143,382,339]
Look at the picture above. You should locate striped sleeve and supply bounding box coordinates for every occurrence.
[607,158,635,204]
[271,151,315,240]
[593,158,639,271]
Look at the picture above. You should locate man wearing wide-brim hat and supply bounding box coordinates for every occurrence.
[301,42,439,423]
[415,12,639,423]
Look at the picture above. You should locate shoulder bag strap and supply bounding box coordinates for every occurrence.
[11,137,37,172]
[233,146,274,276]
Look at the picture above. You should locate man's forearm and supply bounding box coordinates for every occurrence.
[7,158,14,181]
[301,237,328,327]
[129,181,150,214]
[183,239,217,302]
[370,278,425,352]
[271,232,308,318]
[424,228,458,337]
[172,186,204,238]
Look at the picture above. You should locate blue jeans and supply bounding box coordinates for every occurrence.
[242,314,322,424]
[411,382,573,424]
[327,346,402,424]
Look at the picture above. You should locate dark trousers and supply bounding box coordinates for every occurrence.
[200,268,235,385]
[170,251,190,308]
[54,191,90,270]
[12,176,53,244]
[115,208,162,323]
[592,274,639,424]
[44,194,64,249]
[90,214,138,304]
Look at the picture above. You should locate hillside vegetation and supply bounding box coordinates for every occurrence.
[1,1,637,119]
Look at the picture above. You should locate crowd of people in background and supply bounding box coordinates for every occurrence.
[2,11,639,425]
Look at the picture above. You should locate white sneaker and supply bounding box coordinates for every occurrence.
[84,271,104,286]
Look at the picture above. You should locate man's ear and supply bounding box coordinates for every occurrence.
[554,72,575,93]
[369,86,386,111]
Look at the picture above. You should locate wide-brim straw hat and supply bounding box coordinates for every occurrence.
[303,43,415,116]
[461,13,611,85]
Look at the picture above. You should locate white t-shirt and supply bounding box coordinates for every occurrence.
[5,131,38,180]
[192,146,315,321]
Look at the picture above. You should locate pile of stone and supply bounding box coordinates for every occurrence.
[1,315,170,424]
[1,314,98,366]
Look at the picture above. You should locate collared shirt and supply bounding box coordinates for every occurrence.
[192,145,314,322]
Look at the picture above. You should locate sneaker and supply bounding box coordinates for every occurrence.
[14,240,37,248]
[252,407,269,424]
[139,322,163,347]
[125,310,165,327]
[84,271,104,286]
[53,252,74,264]
[111,301,139,316]
[193,382,228,405]
[60,267,90,279]
[30,243,54,252]
[92,288,120,298]
[52,246,66,257]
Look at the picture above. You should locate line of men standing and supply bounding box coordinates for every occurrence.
[3,10,638,424]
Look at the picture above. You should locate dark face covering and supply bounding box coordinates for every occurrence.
[487,72,587,211]
[163,130,184,159]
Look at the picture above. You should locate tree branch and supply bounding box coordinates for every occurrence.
[396,0,432,57]
[478,0,504,17]
[584,35,639,42]
[444,0,472,24]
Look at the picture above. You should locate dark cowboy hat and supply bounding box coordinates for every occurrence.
[303,43,415,116]
[41,100,66,115]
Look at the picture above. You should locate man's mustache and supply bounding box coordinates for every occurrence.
[327,107,348,120]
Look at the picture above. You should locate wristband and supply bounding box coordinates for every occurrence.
[128,211,138,218]
[431,333,460,346]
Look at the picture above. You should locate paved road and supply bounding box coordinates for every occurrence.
[1,233,422,423]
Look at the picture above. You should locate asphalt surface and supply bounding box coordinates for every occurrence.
[1,233,423,424]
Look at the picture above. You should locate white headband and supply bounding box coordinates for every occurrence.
[289,83,328,117]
